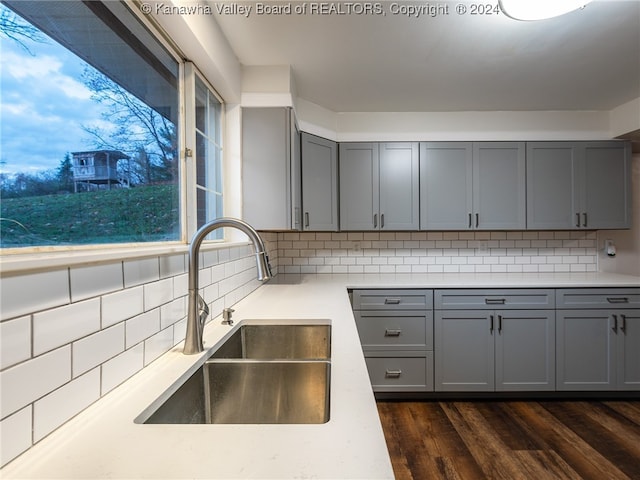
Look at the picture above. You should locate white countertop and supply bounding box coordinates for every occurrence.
[3,272,639,479]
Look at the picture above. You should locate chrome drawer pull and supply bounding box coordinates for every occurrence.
[385,369,402,378]
[485,298,506,305]
[607,297,629,304]
[384,298,401,305]
[384,329,402,337]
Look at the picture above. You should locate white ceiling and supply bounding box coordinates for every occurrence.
[212,0,640,113]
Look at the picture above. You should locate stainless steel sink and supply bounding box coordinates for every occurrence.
[144,360,330,424]
[137,323,331,425]
[210,324,331,360]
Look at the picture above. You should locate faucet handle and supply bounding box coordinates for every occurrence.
[222,307,235,326]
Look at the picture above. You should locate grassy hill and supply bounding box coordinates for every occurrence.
[1,184,179,247]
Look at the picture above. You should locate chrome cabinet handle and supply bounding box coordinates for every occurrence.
[468,213,472,229]
[475,213,479,228]
[582,212,588,228]
[620,314,627,333]
[490,315,494,333]
[576,213,581,228]
[384,329,402,337]
[304,212,310,228]
[485,298,506,305]
[498,315,503,333]
[373,213,378,228]
[384,298,401,305]
[607,297,629,304]
[381,213,385,228]
[385,369,402,378]
[612,314,618,332]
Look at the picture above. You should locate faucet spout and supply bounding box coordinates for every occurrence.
[183,218,273,355]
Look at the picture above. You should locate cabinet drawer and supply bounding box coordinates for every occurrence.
[435,289,555,310]
[364,352,434,392]
[355,311,433,350]
[556,288,640,309]
[352,289,433,310]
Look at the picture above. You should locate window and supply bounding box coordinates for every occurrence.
[194,71,224,239]
[0,1,183,248]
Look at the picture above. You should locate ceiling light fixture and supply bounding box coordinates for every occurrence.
[499,0,594,20]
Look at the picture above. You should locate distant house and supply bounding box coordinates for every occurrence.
[71,150,130,192]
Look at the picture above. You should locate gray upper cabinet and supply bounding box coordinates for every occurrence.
[301,133,338,231]
[420,142,473,230]
[420,142,526,230]
[242,107,301,230]
[526,141,631,230]
[340,142,419,231]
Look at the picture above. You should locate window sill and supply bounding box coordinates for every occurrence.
[0,241,252,276]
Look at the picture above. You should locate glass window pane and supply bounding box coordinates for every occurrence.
[0,1,180,248]
[194,74,223,239]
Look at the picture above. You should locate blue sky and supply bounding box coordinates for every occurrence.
[0,6,111,175]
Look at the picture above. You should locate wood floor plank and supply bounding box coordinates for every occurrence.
[543,401,640,479]
[504,401,630,480]
[440,401,533,479]
[377,400,640,480]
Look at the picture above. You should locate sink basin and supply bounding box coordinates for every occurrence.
[144,360,330,424]
[210,324,331,360]
[137,322,332,425]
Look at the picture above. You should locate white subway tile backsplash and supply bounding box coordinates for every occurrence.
[101,344,144,394]
[0,270,69,321]
[159,253,186,278]
[70,262,123,302]
[123,257,160,288]
[276,230,598,275]
[144,277,174,311]
[33,299,101,356]
[144,327,175,365]
[0,406,32,467]
[101,286,144,328]
[73,324,125,377]
[0,346,71,418]
[125,310,160,349]
[0,316,31,370]
[33,368,100,442]
[1,243,263,465]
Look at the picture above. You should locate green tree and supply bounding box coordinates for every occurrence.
[57,153,74,192]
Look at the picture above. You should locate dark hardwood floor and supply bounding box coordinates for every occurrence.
[376,400,640,480]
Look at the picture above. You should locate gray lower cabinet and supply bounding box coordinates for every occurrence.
[434,289,556,392]
[352,289,433,392]
[420,142,526,230]
[556,289,640,391]
[526,141,631,230]
[301,133,338,231]
[340,142,419,231]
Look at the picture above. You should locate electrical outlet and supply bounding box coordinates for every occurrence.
[352,241,361,252]
[478,241,489,253]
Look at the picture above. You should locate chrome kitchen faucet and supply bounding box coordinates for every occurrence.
[183,218,272,354]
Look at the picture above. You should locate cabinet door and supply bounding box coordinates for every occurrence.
[420,142,473,230]
[339,143,379,230]
[301,133,338,231]
[580,142,631,229]
[617,310,640,390]
[495,310,555,391]
[242,107,298,230]
[435,310,494,392]
[526,142,578,229]
[473,142,526,230]
[379,142,419,230]
[556,310,616,390]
